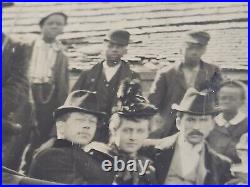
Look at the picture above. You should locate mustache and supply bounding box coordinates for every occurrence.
[188,130,204,136]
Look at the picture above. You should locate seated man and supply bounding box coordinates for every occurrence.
[207,80,248,163]
[152,88,232,184]
[86,79,158,184]
[28,90,114,184]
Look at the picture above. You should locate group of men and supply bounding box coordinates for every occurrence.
[3,4,248,185]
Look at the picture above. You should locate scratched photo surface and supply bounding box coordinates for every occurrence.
[2,2,248,185]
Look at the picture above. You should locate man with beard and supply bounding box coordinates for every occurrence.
[72,29,140,143]
[28,90,113,184]
[148,31,222,138]
[153,88,232,184]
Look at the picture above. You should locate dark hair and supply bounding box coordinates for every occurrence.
[219,81,246,100]
[39,12,68,27]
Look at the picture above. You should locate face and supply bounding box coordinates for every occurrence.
[41,14,66,39]
[105,41,127,63]
[177,113,214,145]
[184,42,206,62]
[218,86,244,112]
[114,118,149,154]
[62,112,97,145]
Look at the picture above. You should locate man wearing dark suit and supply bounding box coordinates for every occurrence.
[148,31,222,138]
[2,2,31,170]
[28,90,113,184]
[153,88,232,184]
[72,29,140,142]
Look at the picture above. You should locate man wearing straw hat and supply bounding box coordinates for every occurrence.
[152,88,232,184]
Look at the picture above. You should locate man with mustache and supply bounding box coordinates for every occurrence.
[148,30,222,139]
[28,90,114,184]
[153,88,232,184]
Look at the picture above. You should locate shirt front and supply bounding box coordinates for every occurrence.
[165,135,204,184]
[102,61,121,82]
[29,38,61,84]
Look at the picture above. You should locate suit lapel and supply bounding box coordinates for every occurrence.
[155,146,175,184]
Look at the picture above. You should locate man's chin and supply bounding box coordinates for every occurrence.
[187,135,203,144]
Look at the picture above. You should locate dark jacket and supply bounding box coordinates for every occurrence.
[153,141,232,184]
[207,115,248,163]
[2,33,29,134]
[148,61,222,138]
[72,61,140,142]
[28,139,114,184]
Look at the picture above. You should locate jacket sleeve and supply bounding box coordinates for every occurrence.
[56,54,69,105]
[2,39,29,120]
[148,69,167,109]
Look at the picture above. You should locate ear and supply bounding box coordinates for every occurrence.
[176,117,181,131]
[56,122,65,139]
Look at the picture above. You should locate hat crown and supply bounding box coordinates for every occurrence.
[172,88,218,115]
[105,29,130,46]
[54,90,106,119]
[185,30,210,45]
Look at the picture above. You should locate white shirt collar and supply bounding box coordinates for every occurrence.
[35,37,62,51]
[214,112,246,127]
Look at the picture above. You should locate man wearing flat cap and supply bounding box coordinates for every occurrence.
[85,79,157,184]
[72,29,140,143]
[148,30,223,139]
[152,88,232,184]
[28,90,114,184]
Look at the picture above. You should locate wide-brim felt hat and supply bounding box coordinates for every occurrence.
[104,29,131,46]
[172,88,219,115]
[54,90,106,120]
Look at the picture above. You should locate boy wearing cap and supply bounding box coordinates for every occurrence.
[207,80,248,163]
[28,90,113,184]
[72,29,140,143]
[152,88,232,184]
[27,12,69,143]
[148,30,222,139]
[85,79,157,184]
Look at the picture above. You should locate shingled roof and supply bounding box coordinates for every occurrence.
[2,2,248,74]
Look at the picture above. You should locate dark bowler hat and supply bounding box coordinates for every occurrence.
[172,88,219,115]
[2,2,14,7]
[39,12,68,27]
[115,78,158,118]
[54,90,106,120]
[185,30,210,46]
[104,29,131,46]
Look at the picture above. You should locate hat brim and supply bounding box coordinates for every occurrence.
[171,103,219,115]
[54,106,106,119]
[117,111,157,118]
